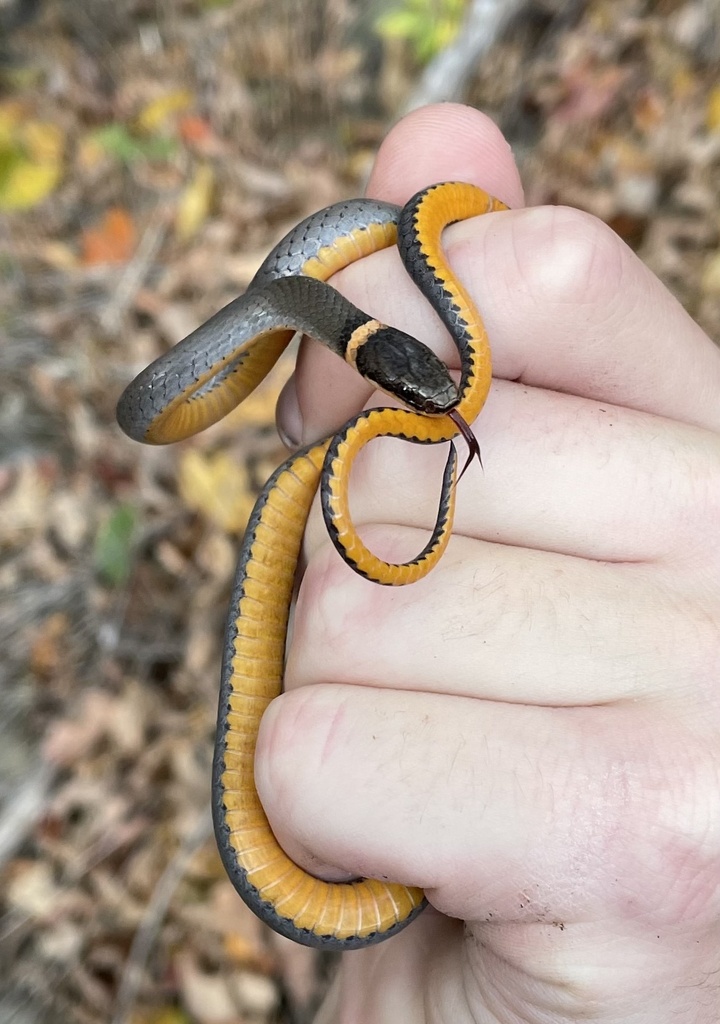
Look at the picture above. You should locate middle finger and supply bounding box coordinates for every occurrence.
[303,379,720,567]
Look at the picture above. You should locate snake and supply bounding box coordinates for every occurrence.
[117,180,507,948]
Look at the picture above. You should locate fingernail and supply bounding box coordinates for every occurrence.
[276,377,303,448]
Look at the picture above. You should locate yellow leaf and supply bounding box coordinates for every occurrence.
[701,252,720,295]
[178,449,254,533]
[137,89,193,133]
[0,161,60,210]
[0,118,64,211]
[707,86,720,132]
[175,163,214,241]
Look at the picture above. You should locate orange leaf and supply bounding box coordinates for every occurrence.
[179,114,214,145]
[30,612,69,678]
[81,207,137,265]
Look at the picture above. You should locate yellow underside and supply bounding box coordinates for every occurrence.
[172,183,508,942]
[324,407,458,585]
[220,442,424,940]
[145,330,293,444]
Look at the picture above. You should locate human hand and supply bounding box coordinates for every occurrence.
[266,103,720,1022]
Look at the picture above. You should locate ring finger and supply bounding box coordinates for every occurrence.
[289,525,713,709]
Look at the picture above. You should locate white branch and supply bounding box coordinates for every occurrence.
[402,0,528,114]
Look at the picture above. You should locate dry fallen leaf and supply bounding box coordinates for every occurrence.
[1,462,53,540]
[29,612,70,679]
[175,951,240,1024]
[7,860,65,918]
[38,239,80,270]
[43,687,145,766]
[178,449,255,533]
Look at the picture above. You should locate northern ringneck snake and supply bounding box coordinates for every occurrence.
[117,181,508,948]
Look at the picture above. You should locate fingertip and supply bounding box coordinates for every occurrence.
[367,102,524,209]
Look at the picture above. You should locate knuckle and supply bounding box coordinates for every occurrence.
[512,205,626,310]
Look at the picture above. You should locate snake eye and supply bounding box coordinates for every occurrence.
[420,393,456,415]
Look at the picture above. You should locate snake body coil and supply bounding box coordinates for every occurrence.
[117,182,507,947]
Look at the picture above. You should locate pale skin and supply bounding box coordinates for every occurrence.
[260,104,720,1022]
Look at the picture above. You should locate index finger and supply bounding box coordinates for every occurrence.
[277,104,524,446]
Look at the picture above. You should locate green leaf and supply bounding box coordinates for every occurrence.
[374,0,466,63]
[94,504,136,586]
[92,124,176,165]
[375,11,420,38]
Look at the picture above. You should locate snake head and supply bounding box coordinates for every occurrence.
[353,326,458,414]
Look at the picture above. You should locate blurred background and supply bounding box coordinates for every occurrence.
[1,1,719,1021]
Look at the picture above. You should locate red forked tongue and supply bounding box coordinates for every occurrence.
[448,409,483,481]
